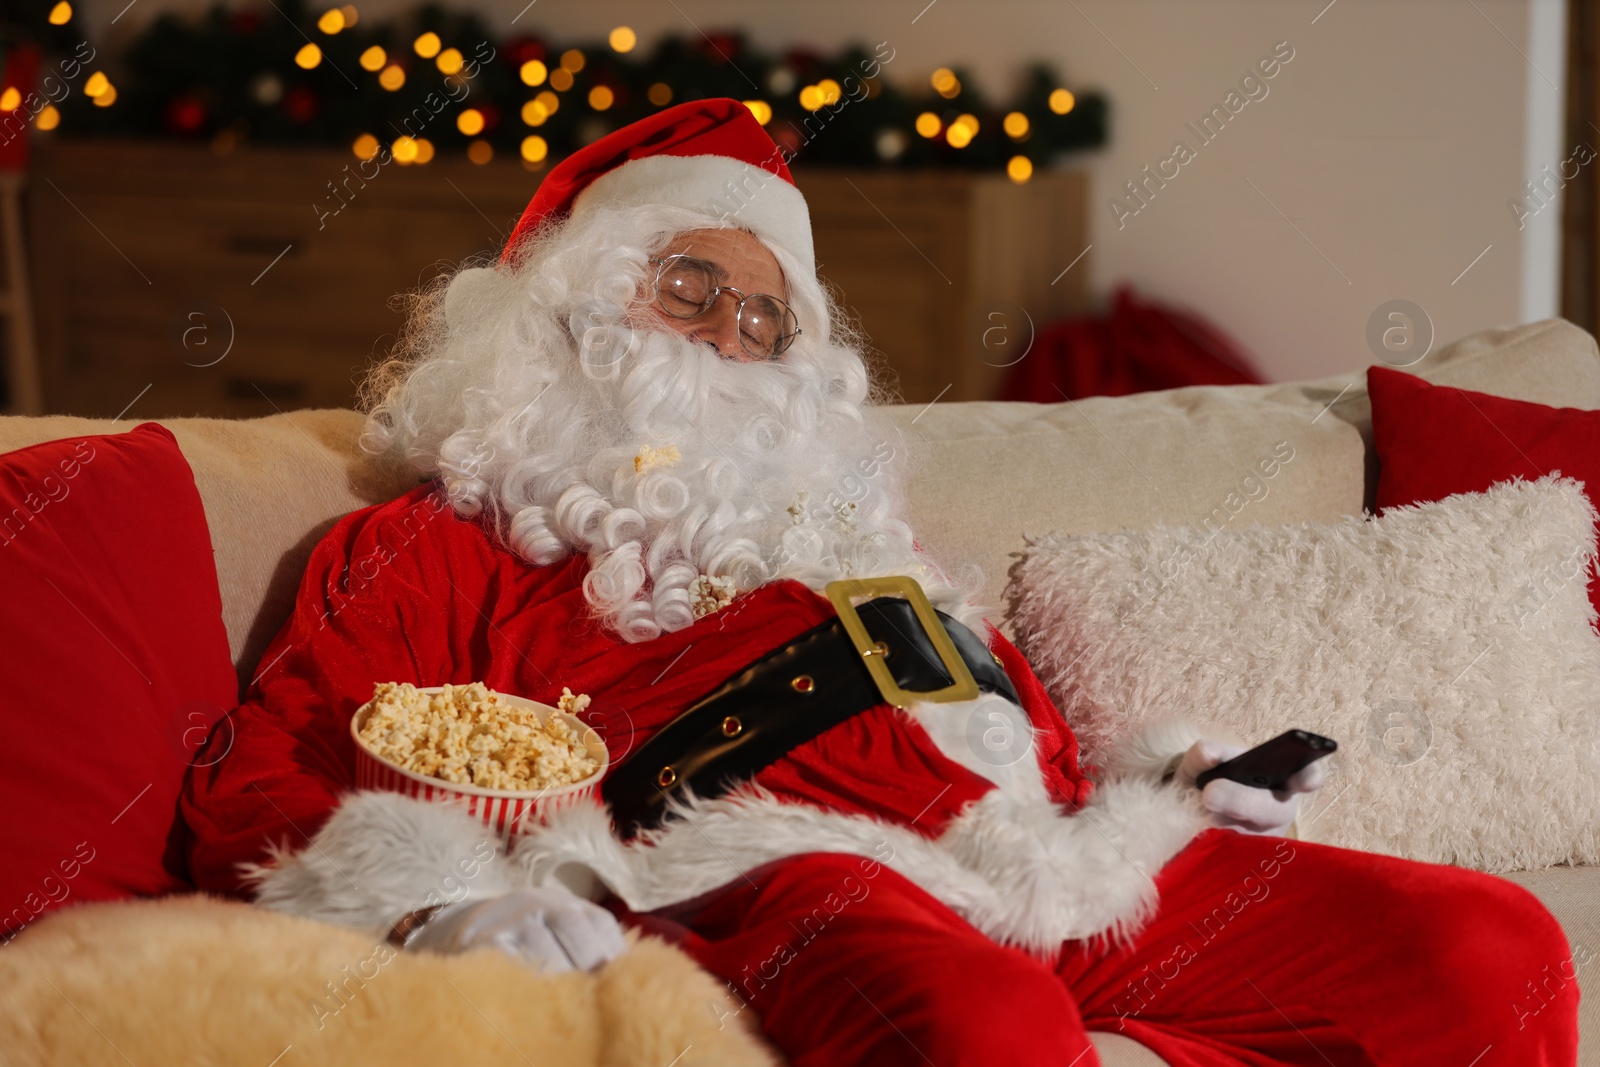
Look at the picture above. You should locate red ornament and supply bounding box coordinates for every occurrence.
[282,84,318,124]
[505,37,547,66]
[163,94,207,136]
[700,32,744,64]
[782,48,826,75]
[476,102,501,132]
[770,124,803,157]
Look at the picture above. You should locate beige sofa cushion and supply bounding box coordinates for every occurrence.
[2,318,1593,679]
[894,318,1600,629]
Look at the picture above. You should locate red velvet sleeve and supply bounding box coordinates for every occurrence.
[181,484,476,896]
[988,626,1093,811]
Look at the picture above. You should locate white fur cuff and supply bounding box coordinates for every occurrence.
[243,791,514,935]
[1101,714,1211,781]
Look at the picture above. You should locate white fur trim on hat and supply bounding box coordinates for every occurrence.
[569,153,815,271]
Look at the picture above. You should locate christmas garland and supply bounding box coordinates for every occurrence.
[23,1,1108,175]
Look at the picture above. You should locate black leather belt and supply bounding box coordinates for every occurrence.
[602,580,1019,837]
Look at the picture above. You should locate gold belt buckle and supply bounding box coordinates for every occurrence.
[824,576,979,707]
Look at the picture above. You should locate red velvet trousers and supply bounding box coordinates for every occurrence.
[621,828,1580,1067]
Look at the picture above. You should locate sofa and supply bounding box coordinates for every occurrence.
[1,317,1594,1066]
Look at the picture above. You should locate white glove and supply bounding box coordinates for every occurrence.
[405,886,629,973]
[1175,740,1325,836]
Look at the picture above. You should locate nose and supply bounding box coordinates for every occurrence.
[687,291,760,362]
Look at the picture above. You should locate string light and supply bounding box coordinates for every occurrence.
[560,49,585,72]
[435,47,463,75]
[945,122,972,148]
[742,99,771,125]
[392,135,419,163]
[549,68,574,91]
[413,32,441,59]
[413,138,434,164]
[816,79,841,105]
[954,113,979,136]
[535,90,559,115]
[914,112,941,138]
[931,67,960,98]
[93,84,117,107]
[1049,88,1075,114]
[1003,111,1029,139]
[467,140,493,164]
[379,65,405,90]
[359,45,385,71]
[456,108,485,135]
[47,2,71,25]
[0,89,19,112]
[520,59,547,86]
[588,85,614,111]
[798,85,824,111]
[609,26,636,52]
[294,43,322,69]
[316,8,344,33]
[83,72,108,98]
[648,82,673,106]
[1006,156,1033,183]
[36,105,60,130]
[340,5,358,25]
[521,98,550,125]
[352,133,379,160]
[521,135,549,163]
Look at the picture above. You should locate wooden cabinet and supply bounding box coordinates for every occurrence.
[27,140,1086,417]
[799,169,1088,403]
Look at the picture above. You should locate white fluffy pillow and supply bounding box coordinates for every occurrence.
[1009,474,1600,872]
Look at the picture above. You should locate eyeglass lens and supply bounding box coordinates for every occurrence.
[655,256,799,358]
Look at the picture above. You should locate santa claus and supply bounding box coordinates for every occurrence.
[183,100,1578,1065]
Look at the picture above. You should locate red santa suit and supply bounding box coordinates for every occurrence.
[181,98,1581,1066]
[183,480,1202,947]
[183,480,1580,1066]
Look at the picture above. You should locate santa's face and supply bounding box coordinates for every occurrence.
[630,228,792,365]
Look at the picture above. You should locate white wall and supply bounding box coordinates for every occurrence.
[101,0,1563,382]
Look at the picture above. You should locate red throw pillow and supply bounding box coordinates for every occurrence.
[0,423,237,940]
[1368,364,1600,619]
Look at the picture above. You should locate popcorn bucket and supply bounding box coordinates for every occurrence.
[350,686,609,839]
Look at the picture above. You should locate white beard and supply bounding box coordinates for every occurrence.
[490,319,938,642]
[364,204,983,643]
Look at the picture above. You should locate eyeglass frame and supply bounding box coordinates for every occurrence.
[647,253,803,360]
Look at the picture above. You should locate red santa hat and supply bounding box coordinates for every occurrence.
[500,97,814,272]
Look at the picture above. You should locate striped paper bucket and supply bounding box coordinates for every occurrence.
[350,686,608,840]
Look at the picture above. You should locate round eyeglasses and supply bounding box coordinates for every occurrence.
[649,254,802,361]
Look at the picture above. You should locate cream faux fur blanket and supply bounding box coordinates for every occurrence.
[1011,474,1600,873]
[0,894,776,1067]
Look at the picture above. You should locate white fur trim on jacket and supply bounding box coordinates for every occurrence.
[245,704,1213,951]
[507,775,1207,954]
[505,699,1211,954]
[570,154,815,270]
